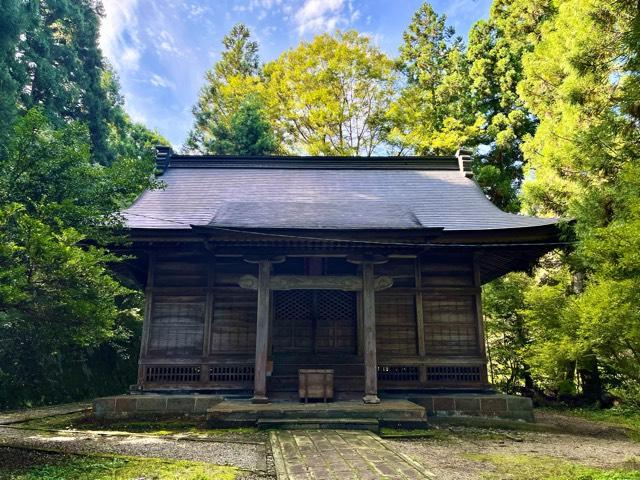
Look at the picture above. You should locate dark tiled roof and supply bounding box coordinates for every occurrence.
[123,154,558,232]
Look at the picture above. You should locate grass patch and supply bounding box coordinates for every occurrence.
[17,412,88,430]
[542,406,640,440]
[0,452,241,480]
[467,453,640,480]
[567,407,640,436]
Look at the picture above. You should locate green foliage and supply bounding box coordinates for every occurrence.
[389,3,482,155]
[265,30,396,155]
[464,0,555,211]
[0,1,120,164]
[0,0,164,407]
[185,24,270,154]
[206,95,278,155]
[0,110,152,409]
[510,0,640,402]
[483,273,535,394]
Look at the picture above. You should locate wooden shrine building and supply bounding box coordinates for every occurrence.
[122,147,561,405]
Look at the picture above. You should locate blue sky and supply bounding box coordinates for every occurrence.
[99,0,492,147]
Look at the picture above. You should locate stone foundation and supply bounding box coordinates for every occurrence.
[409,393,534,422]
[93,392,534,424]
[93,394,223,420]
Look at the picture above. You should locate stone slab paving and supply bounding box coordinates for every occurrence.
[270,429,434,480]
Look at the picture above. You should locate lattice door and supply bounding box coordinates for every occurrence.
[315,290,356,353]
[273,290,357,354]
[273,290,314,352]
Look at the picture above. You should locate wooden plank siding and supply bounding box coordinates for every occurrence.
[137,251,488,392]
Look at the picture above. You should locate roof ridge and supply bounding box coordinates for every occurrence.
[154,146,473,174]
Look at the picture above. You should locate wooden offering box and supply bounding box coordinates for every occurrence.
[299,369,334,402]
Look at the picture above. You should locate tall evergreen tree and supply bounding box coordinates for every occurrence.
[516,0,640,401]
[0,0,26,148]
[389,3,481,156]
[465,0,555,211]
[206,95,277,156]
[0,0,133,165]
[185,24,268,154]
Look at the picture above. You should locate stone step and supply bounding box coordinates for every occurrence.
[207,399,428,428]
[257,417,380,432]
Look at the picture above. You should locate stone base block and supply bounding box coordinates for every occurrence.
[93,394,223,420]
[409,393,534,423]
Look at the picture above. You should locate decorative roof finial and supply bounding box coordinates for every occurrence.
[155,145,173,175]
[456,148,473,178]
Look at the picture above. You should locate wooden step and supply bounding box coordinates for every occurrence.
[257,417,379,432]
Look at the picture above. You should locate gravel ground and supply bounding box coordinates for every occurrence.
[0,426,270,474]
[0,403,91,426]
[386,418,640,480]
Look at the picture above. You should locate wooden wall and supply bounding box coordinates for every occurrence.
[138,250,487,391]
[374,254,486,390]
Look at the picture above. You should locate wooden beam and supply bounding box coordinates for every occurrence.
[238,274,393,291]
[252,260,272,404]
[361,262,380,404]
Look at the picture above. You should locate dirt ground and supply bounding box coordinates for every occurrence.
[0,405,639,479]
[387,411,640,479]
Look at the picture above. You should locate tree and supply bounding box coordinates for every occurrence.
[464,0,555,211]
[264,30,396,156]
[483,273,536,395]
[388,3,482,156]
[0,0,26,148]
[185,24,267,153]
[0,109,156,408]
[517,0,640,403]
[206,95,277,156]
[0,1,138,165]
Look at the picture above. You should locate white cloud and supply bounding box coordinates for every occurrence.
[293,0,348,35]
[150,73,175,89]
[157,30,179,54]
[99,0,143,71]
[187,3,207,18]
[249,0,283,11]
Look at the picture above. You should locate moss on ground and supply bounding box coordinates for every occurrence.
[379,427,451,439]
[558,406,640,440]
[0,451,241,480]
[16,413,264,440]
[466,453,640,480]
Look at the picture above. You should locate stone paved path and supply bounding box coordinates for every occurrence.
[270,430,434,480]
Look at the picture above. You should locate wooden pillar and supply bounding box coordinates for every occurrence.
[473,254,490,387]
[362,262,380,404]
[243,255,284,404]
[252,260,272,403]
[201,256,215,384]
[137,251,156,387]
[415,257,428,384]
